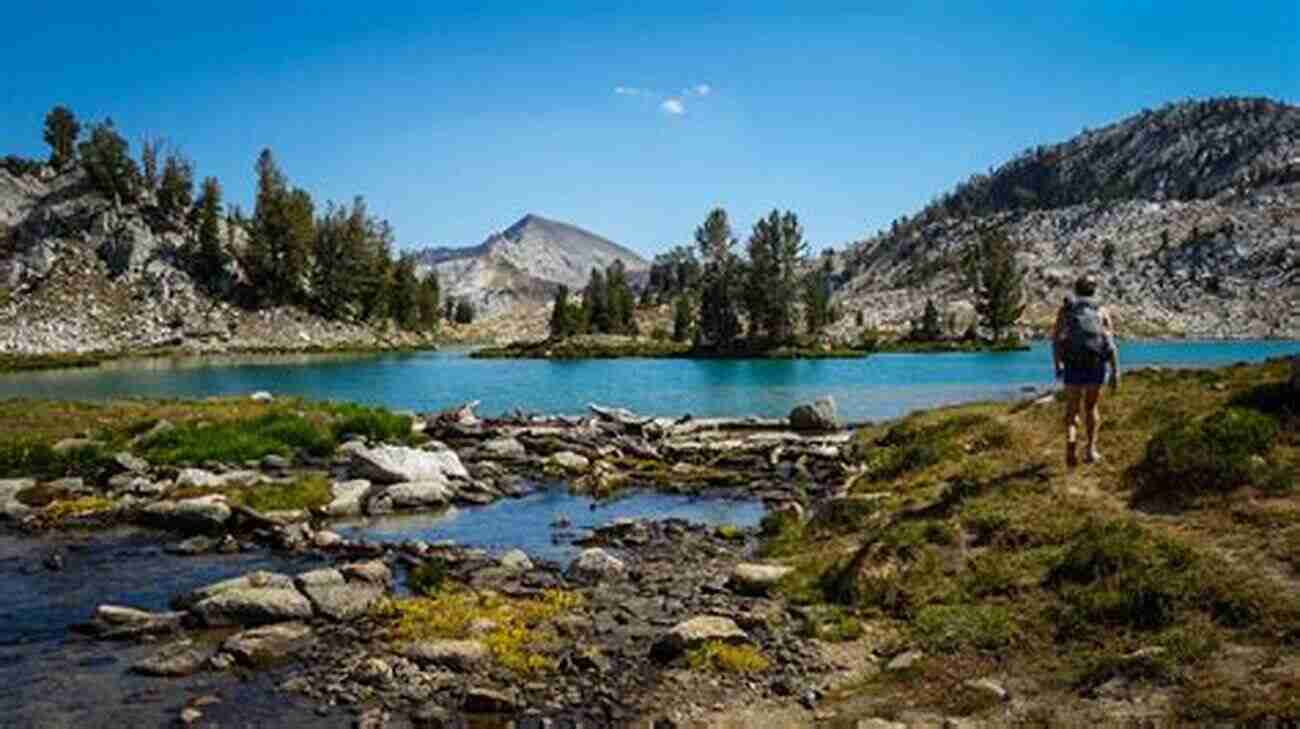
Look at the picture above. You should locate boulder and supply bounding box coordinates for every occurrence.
[175,468,223,490]
[321,479,372,517]
[313,530,344,548]
[222,622,312,665]
[498,549,533,572]
[87,604,185,639]
[565,547,625,582]
[294,568,345,589]
[141,495,232,533]
[789,397,839,432]
[173,570,296,610]
[368,479,454,513]
[653,616,749,659]
[728,563,795,595]
[131,640,212,677]
[402,639,490,671]
[299,581,385,621]
[191,586,313,627]
[341,560,393,586]
[547,451,591,472]
[350,445,469,484]
[0,479,34,521]
[113,452,150,473]
[249,391,273,403]
[463,687,518,714]
[480,437,527,460]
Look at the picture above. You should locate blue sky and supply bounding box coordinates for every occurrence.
[3,2,1296,257]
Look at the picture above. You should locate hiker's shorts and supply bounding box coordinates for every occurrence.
[1063,360,1107,387]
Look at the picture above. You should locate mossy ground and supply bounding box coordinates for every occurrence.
[378,586,585,677]
[766,357,1300,725]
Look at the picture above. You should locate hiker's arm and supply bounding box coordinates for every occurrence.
[1104,311,1120,389]
[1050,308,1065,376]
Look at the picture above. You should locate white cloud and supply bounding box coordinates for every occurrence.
[660,98,686,115]
[614,85,648,96]
[691,83,712,96]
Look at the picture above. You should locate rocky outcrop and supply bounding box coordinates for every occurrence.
[832,98,1300,340]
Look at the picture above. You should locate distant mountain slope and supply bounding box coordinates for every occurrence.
[833,97,1300,339]
[413,214,648,318]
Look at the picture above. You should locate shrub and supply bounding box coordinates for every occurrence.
[407,558,450,596]
[235,475,331,513]
[0,441,114,481]
[800,606,864,642]
[329,404,412,443]
[137,412,333,465]
[686,641,771,673]
[1132,408,1278,498]
[650,326,670,342]
[2,155,43,177]
[912,604,1017,653]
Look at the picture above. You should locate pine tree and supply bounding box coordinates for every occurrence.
[193,177,226,290]
[78,119,139,202]
[803,255,834,334]
[970,229,1026,341]
[605,260,635,334]
[246,149,314,306]
[549,285,574,339]
[582,267,610,334]
[157,153,194,219]
[43,106,81,169]
[389,254,420,329]
[140,137,161,192]
[745,210,806,343]
[917,298,943,341]
[454,299,475,324]
[672,294,694,343]
[695,208,740,349]
[415,271,441,331]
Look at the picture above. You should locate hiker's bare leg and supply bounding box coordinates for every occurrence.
[1064,385,1082,467]
[1083,385,1103,462]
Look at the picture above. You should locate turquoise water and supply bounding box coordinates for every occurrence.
[0,341,1295,422]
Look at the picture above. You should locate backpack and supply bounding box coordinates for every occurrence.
[1061,297,1111,366]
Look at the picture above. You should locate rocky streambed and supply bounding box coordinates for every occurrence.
[1,395,865,728]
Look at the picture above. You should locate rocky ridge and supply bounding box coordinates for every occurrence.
[0,167,431,356]
[832,97,1300,339]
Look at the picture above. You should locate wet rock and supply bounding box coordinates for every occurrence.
[480,437,526,460]
[350,444,469,484]
[88,604,185,639]
[223,622,312,665]
[173,570,295,609]
[131,639,212,677]
[499,548,533,571]
[728,563,794,595]
[546,451,590,472]
[142,494,232,533]
[789,397,839,432]
[402,639,490,671]
[341,560,393,586]
[166,535,218,555]
[322,479,372,517]
[653,616,749,659]
[565,547,625,582]
[368,479,454,513]
[463,686,518,713]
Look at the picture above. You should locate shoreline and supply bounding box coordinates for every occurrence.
[0,340,441,375]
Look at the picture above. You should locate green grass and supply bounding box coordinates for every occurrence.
[327,403,413,443]
[1130,407,1283,502]
[231,475,332,512]
[136,412,334,465]
[912,604,1018,653]
[0,441,115,480]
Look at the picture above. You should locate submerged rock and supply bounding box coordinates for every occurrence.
[131,639,212,677]
[350,445,469,484]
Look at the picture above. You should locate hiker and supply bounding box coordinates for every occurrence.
[1052,275,1120,467]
